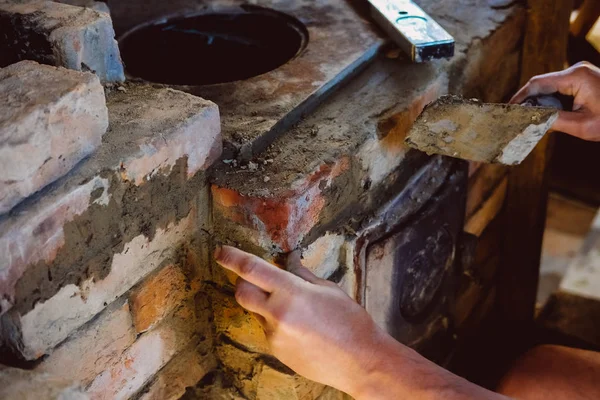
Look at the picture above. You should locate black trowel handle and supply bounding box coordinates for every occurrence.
[522,93,574,111]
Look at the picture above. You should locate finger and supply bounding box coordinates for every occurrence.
[235,277,270,314]
[215,246,296,292]
[510,69,581,104]
[552,111,589,139]
[286,250,321,284]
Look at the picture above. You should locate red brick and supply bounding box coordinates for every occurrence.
[302,233,346,279]
[86,296,205,400]
[55,0,111,14]
[0,60,108,214]
[356,77,444,186]
[38,300,136,386]
[0,85,220,360]
[139,345,217,400]
[129,264,189,333]
[212,157,349,252]
[0,367,87,399]
[255,365,326,400]
[0,1,124,82]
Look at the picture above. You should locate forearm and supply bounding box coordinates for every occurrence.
[347,330,509,400]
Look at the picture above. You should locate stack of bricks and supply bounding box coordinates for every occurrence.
[0,1,529,399]
[0,1,224,399]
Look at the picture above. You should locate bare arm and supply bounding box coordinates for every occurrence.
[511,61,600,142]
[215,246,509,400]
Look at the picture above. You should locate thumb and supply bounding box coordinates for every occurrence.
[552,110,595,141]
[286,250,321,284]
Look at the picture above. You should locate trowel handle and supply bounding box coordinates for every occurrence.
[522,93,574,111]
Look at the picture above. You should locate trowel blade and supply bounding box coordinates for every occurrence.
[405,95,559,165]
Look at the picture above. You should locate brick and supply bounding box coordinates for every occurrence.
[0,0,123,82]
[216,342,261,398]
[302,233,358,299]
[37,300,136,386]
[11,212,196,360]
[130,264,189,334]
[212,287,269,354]
[0,1,122,81]
[0,85,220,359]
[0,60,107,214]
[139,343,217,400]
[302,233,345,279]
[211,65,446,258]
[255,365,326,400]
[213,156,350,253]
[87,296,210,400]
[106,86,222,185]
[215,341,326,400]
[0,367,88,400]
[54,0,110,14]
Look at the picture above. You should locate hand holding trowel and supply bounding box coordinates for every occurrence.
[366,1,597,163]
[404,94,573,165]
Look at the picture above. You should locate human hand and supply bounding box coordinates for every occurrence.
[214,246,388,397]
[215,246,510,400]
[511,62,600,141]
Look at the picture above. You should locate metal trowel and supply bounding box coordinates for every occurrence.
[405,95,572,165]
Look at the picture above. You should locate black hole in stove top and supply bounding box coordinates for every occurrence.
[118,6,308,85]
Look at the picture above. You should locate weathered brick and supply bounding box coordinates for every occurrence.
[216,342,261,398]
[138,343,217,400]
[355,76,446,186]
[0,367,88,400]
[37,300,136,386]
[0,0,124,82]
[129,264,189,334]
[0,85,221,359]
[255,365,326,400]
[54,0,110,14]
[87,294,211,400]
[212,156,350,254]
[0,60,108,214]
[302,233,346,279]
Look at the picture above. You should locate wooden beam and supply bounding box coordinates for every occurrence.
[571,0,600,39]
[495,0,574,329]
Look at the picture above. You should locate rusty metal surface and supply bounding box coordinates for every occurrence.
[109,0,385,160]
[365,162,468,362]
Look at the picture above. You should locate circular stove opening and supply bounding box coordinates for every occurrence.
[118,6,308,86]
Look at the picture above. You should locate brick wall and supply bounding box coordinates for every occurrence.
[0,0,526,399]
[0,2,223,394]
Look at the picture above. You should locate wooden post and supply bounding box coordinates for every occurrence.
[571,0,600,39]
[496,0,573,333]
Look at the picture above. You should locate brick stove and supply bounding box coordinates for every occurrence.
[0,0,525,399]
